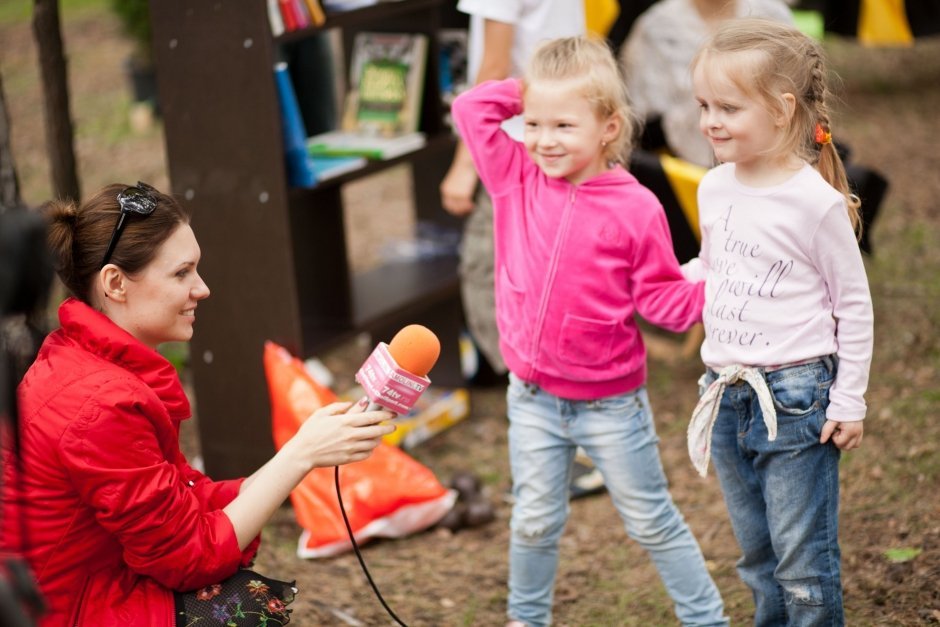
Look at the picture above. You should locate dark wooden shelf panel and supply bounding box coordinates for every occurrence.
[352,253,458,327]
[152,0,465,478]
[301,253,459,352]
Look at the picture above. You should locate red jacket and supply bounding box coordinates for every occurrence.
[1,298,257,626]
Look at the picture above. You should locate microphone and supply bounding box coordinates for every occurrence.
[355,325,441,414]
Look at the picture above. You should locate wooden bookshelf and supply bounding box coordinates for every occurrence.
[150,0,465,479]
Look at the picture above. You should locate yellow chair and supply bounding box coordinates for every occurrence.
[628,150,704,264]
[585,0,620,38]
[860,0,914,46]
[628,150,707,359]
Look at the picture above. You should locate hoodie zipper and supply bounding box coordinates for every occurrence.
[527,187,577,379]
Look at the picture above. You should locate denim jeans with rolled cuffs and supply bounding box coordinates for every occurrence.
[700,356,843,626]
[506,374,727,627]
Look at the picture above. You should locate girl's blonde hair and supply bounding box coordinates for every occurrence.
[692,18,861,232]
[523,36,635,164]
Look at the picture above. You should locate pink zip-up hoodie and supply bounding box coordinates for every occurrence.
[452,78,704,400]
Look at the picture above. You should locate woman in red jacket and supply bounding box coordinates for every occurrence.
[0,182,395,626]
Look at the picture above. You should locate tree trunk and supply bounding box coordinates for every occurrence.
[32,0,80,203]
[0,73,23,212]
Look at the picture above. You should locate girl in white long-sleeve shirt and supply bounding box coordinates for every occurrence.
[684,18,873,626]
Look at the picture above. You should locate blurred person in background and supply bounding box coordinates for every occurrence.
[621,0,793,167]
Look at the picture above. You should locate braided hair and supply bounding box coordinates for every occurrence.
[691,18,861,233]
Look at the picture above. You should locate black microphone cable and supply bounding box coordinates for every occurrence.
[334,466,409,627]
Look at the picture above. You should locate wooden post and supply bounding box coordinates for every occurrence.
[0,74,23,212]
[32,0,80,203]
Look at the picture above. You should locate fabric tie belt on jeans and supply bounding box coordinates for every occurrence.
[686,357,823,477]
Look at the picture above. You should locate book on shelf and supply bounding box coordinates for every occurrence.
[276,63,366,186]
[308,154,367,180]
[306,129,426,160]
[277,0,300,32]
[269,0,325,36]
[267,0,285,36]
[322,0,377,11]
[341,31,429,137]
[302,0,326,26]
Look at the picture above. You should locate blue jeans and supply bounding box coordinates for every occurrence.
[702,358,843,626]
[506,374,727,627]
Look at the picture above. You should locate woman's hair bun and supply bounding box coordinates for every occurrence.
[45,198,79,224]
[43,199,79,276]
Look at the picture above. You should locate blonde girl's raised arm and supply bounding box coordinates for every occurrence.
[450,78,527,196]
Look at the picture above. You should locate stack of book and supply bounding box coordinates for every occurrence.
[321,0,377,10]
[305,130,425,161]
[274,29,430,184]
[267,0,325,36]
[307,31,428,161]
[274,62,367,187]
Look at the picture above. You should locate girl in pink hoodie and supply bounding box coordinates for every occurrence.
[451,36,727,627]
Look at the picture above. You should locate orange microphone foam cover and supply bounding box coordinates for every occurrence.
[387,324,441,377]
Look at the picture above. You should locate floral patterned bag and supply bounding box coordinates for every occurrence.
[175,569,296,626]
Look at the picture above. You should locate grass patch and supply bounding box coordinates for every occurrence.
[458,598,479,626]
[0,0,110,26]
[74,93,139,144]
[159,341,189,375]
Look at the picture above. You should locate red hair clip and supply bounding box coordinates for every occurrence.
[814,123,832,145]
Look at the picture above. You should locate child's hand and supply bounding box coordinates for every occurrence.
[820,419,864,450]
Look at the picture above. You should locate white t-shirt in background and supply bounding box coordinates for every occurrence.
[457,0,585,140]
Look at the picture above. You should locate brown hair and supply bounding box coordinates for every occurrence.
[523,36,636,164]
[44,183,189,302]
[691,18,861,232]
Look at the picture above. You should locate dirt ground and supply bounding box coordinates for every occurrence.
[2,6,939,626]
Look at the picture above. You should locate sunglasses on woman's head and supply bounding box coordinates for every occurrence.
[99,181,158,269]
